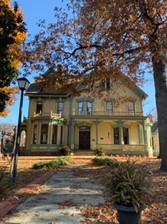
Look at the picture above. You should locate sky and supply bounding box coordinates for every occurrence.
[0,0,156,125]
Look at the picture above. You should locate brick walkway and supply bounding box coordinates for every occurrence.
[0,170,55,220]
[0,165,106,224]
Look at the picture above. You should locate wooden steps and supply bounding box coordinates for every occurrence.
[73,150,95,156]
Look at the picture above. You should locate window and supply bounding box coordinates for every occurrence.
[33,124,38,144]
[52,125,57,144]
[105,78,112,90]
[60,126,63,145]
[106,101,113,113]
[123,127,129,144]
[78,101,84,115]
[87,101,92,114]
[40,124,48,144]
[36,101,43,113]
[20,130,26,147]
[57,102,64,115]
[128,101,135,115]
[114,127,119,144]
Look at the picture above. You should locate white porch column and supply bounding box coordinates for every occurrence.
[146,123,153,157]
[94,120,101,147]
[118,121,123,145]
[57,125,61,145]
[138,123,144,144]
[142,120,147,145]
[70,119,75,150]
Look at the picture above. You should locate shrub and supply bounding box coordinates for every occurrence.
[57,157,71,165]
[32,157,71,170]
[59,146,71,156]
[95,147,106,156]
[105,160,151,212]
[32,162,45,170]
[93,157,119,168]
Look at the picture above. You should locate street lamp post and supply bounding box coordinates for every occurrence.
[11,77,30,184]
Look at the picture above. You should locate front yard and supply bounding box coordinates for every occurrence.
[0,155,167,223]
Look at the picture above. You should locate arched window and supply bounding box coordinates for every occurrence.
[106,101,113,113]
[128,101,135,115]
[78,101,84,115]
[87,101,92,114]
[36,101,43,113]
[105,78,112,90]
[57,102,64,115]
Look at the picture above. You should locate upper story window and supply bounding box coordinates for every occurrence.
[36,101,43,113]
[77,99,93,115]
[78,101,84,115]
[87,101,92,114]
[106,101,113,112]
[57,102,64,115]
[128,101,135,115]
[105,78,112,90]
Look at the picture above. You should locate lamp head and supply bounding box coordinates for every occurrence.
[17,77,30,90]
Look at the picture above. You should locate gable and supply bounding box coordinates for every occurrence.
[26,66,147,103]
[127,83,147,101]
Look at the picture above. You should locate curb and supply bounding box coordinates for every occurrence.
[0,170,55,220]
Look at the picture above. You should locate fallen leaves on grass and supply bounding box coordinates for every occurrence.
[0,156,55,202]
[81,203,118,224]
[0,156,167,224]
[73,157,167,224]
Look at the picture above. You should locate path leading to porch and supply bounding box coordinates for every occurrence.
[1,164,111,224]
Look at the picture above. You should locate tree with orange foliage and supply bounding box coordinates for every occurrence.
[0,0,26,114]
[23,1,167,170]
[0,86,18,117]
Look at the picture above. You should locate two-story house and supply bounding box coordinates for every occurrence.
[24,67,153,156]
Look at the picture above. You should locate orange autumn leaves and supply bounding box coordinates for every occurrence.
[0,86,18,117]
[0,0,27,116]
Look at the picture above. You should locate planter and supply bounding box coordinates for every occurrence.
[114,204,145,224]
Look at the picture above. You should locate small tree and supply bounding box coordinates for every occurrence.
[0,0,27,114]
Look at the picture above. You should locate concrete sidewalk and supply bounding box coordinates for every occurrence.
[0,165,107,224]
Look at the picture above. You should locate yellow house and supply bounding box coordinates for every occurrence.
[24,68,153,156]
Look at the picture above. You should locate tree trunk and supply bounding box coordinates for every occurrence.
[152,56,167,171]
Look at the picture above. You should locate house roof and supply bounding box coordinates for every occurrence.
[115,72,148,100]
[26,82,69,97]
[26,81,41,93]
[129,83,148,100]
[25,67,148,100]
[25,67,70,97]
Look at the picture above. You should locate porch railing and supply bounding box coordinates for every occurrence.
[33,111,62,119]
[72,111,143,116]
[32,110,143,118]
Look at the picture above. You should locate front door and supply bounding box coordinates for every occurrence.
[79,126,90,149]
